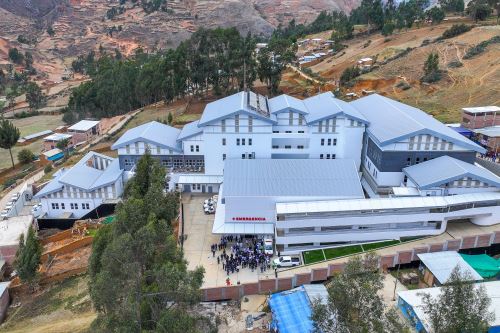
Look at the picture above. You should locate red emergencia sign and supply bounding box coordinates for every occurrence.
[232,217,266,221]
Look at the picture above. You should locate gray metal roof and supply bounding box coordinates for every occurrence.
[111,121,181,151]
[417,251,483,284]
[68,120,100,131]
[462,106,500,114]
[268,94,308,114]
[177,120,202,141]
[223,159,364,198]
[474,126,500,138]
[351,94,485,153]
[197,91,277,126]
[403,156,500,189]
[34,151,123,198]
[303,92,368,124]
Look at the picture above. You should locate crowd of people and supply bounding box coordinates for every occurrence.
[210,235,275,285]
[480,152,498,163]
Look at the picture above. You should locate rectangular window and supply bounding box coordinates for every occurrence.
[321,139,325,146]
[248,116,253,133]
[350,119,354,126]
[190,145,194,152]
[325,119,330,133]
[273,130,279,133]
[406,157,411,166]
[318,121,323,133]
[235,115,239,133]
[289,111,293,126]
[320,154,324,159]
[448,142,454,150]
[285,130,292,133]
[285,145,291,149]
[298,130,304,133]
[51,203,59,209]
[298,114,304,126]
[195,145,199,152]
[333,138,337,146]
[242,154,246,159]
[236,139,240,146]
[126,145,130,154]
[84,203,90,209]
[440,140,446,150]
[297,145,304,149]
[327,138,332,146]
[331,118,337,132]
[242,139,246,145]
[222,138,226,146]
[223,154,226,160]
[156,146,161,155]
[221,119,226,133]
[135,142,139,153]
[409,137,415,151]
[332,154,336,159]
[249,138,252,146]
[61,203,65,210]
[326,154,331,159]
[272,145,279,149]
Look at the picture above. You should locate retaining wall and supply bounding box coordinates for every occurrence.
[201,230,500,302]
[41,236,93,262]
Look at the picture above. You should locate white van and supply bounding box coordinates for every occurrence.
[264,238,273,255]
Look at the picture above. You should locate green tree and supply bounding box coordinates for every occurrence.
[382,22,395,36]
[257,36,296,95]
[14,226,42,289]
[421,266,494,333]
[47,26,55,37]
[427,7,446,24]
[422,52,441,82]
[25,82,46,111]
[56,138,71,160]
[17,148,35,164]
[88,151,208,332]
[167,112,173,125]
[440,0,465,12]
[0,119,21,168]
[466,0,492,21]
[311,253,409,333]
[340,66,361,85]
[8,48,24,64]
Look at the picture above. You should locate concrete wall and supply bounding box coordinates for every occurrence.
[0,286,9,324]
[201,230,500,301]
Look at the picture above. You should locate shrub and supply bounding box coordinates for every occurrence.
[448,60,463,68]
[18,149,35,164]
[363,40,371,48]
[44,164,53,174]
[340,66,361,85]
[463,36,500,59]
[440,24,472,39]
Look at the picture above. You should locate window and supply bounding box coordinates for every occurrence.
[285,130,292,133]
[51,203,59,209]
[195,145,199,152]
[285,145,291,149]
[221,119,226,133]
[273,130,279,133]
[61,203,65,210]
[406,157,411,166]
[248,116,253,133]
[242,138,246,145]
[416,157,420,164]
[327,138,332,146]
[297,145,304,149]
[350,119,354,126]
[126,145,130,154]
[326,154,331,159]
[242,154,246,159]
[325,119,330,133]
[169,149,173,154]
[320,154,324,159]
[440,140,446,150]
[84,203,90,209]
[298,114,304,126]
[332,154,336,159]
[235,115,240,133]
[272,145,279,149]
[236,138,240,146]
[249,138,252,146]
[318,121,323,133]
[223,154,226,160]
[333,138,337,146]
[70,203,76,209]
[190,145,194,152]
[124,159,134,167]
[289,111,293,125]
[321,139,325,146]
[298,130,304,133]
[222,138,226,145]
[448,142,454,150]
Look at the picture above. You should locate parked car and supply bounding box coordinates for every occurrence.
[264,238,273,255]
[31,203,43,218]
[204,206,215,214]
[273,256,300,268]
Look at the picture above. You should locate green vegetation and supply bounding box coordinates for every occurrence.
[440,24,473,39]
[463,35,500,59]
[426,7,446,24]
[25,82,46,111]
[44,164,53,174]
[421,266,494,332]
[47,26,55,37]
[65,27,294,123]
[0,119,21,168]
[88,151,211,332]
[466,0,493,21]
[421,52,442,83]
[340,66,361,85]
[439,0,465,12]
[324,245,363,259]
[8,48,24,64]
[303,250,326,264]
[362,240,400,251]
[17,148,35,164]
[311,253,410,332]
[14,226,42,290]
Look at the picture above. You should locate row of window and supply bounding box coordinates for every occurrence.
[319,154,336,159]
[222,153,255,160]
[321,138,337,146]
[408,135,453,151]
[272,145,305,149]
[51,202,90,210]
[273,130,305,134]
[190,145,200,152]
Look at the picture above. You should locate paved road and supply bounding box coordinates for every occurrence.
[0,170,44,214]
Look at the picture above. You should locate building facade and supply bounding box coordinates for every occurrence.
[34,152,124,219]
[67,120,101,144]
[461,106,500,129]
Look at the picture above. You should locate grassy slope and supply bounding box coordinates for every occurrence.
[1,275,96,333]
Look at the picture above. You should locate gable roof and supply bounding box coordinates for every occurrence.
[223,159,364,198]
[177,120,202,141]
[351,94,485,153]
[303,92,368,124]
[34,151,123,198]
[268,94,308,114]
[68,120,100,131]
[111,121,181,151]
[417,251,483,284]
[403,156,500,189]
[197,91,277,126]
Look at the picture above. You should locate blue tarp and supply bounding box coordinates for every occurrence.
[269,286,314,333]
[449,126,474,138]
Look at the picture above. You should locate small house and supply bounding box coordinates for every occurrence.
[67,120,101,144]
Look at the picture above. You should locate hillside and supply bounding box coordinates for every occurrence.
[306,21,500,123]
